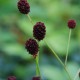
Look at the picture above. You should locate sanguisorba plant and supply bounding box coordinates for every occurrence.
[65,19,76,66]
[18,0,46,80]
[7,0,78,80]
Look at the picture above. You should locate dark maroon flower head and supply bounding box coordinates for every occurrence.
[25,39,39,56]
[33,22,46,41]
[32,76,41,80]
[8,76,16,80]
[18,0,30,14]
[68,19,76,29]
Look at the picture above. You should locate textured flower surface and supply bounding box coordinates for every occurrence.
[18,0,30,14]
[8,76,16,80]
[32,76,41,80]
[33,22,46,41]
[25,39,39,55]
[68,19,76,29]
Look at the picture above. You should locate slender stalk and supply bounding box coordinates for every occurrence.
[35,53,41,76]
[74,69,80,80]
[44,39,72,80]
[27,14,34,25]
[65,29,72,66]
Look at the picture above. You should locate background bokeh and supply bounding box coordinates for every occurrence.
[0,0,80,80]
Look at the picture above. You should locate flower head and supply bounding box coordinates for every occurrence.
[25,39,39,56]
[33,22,46,41]
[32,76,41,80]
[68,19,76,29]
[8,76,16,80]
[18,0,30,14]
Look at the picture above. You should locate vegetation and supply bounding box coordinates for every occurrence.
[0,0,80,80]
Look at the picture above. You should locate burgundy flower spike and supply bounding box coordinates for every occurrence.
[32,76,41,80]
[18,0,30,14]
[8,76,16,80]
[25,39,39,56]
[68,19,76,29]
[33,22,46,41]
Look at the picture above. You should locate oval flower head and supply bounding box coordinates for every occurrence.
[33,22,46,41]
[25,38,39,57]
[32,76,41,80]
[18,0,30,14]
[8,76,16,80]
[68,19,76,29]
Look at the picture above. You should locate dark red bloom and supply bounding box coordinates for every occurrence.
[32,76,41,80]
[33,22,46,41]
[68,19,76,29]
[25,39,39,56]
[8,76,16,80]
[18,0,30,14]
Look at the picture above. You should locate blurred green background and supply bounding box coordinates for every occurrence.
[0,0,80,80]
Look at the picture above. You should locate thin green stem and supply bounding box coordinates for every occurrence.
[65,29,72,66]
[44,39,72,80]
[35,53,41,76]
[27,14,34,25]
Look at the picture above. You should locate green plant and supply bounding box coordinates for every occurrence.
[7,0,79,80]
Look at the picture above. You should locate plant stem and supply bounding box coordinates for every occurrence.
[27,14,34,25]
[65,29,72,66]
[35,53,41,76]
[44,39,72,80]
